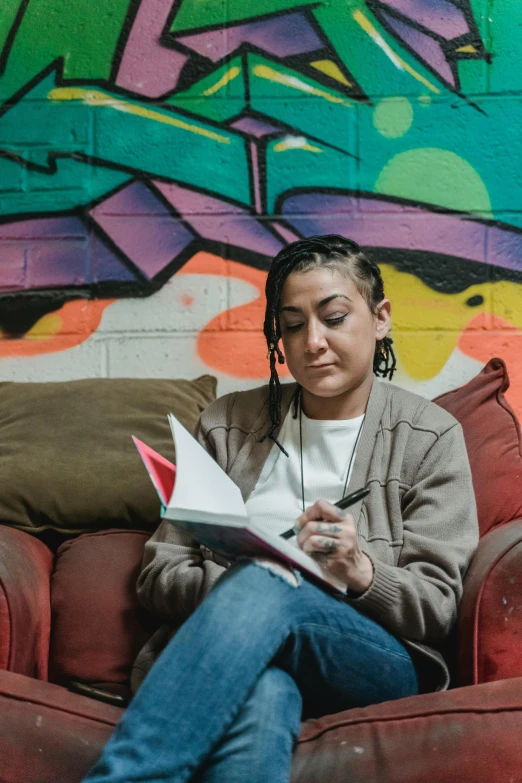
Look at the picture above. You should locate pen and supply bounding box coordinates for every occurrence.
[280,486,370,540]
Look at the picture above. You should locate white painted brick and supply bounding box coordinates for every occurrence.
[105,334,208,379]
[104,333,271,396]
[98,274,229,333]
[0,339,106,382]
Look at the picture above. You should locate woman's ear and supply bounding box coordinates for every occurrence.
[375,299,392,341]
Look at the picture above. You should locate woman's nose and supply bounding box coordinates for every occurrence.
[305,323,328,353]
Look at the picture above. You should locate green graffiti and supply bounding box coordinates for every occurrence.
[169,53,357,156]
[0,156,130,215]
[172,0,455,98]
[0,67,252,206]
[170,0,318,33]
[265,137,355,213]
[0,0,132,102]
[373,98,413,139]
[374,148,492,216]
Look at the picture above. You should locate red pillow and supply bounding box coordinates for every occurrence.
[433,358,522,536]
[49,530,158,699]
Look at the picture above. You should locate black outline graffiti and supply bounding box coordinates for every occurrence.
[0,0,514,339]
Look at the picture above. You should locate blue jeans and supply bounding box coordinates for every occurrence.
[83,561,419,783]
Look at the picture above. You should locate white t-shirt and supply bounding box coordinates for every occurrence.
[245,406,365,537]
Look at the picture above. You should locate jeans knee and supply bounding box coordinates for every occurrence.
[251,559,302,587]
[209,561,303,634]
[246,668,302,734]
[255,667,298,702]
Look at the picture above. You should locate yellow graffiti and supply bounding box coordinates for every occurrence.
[456,45,478,54]
[202,66,242,96]
[352,10,440,94]
[252,64,353,107]
[381,265,522,379]
[310,60,352,87]
[0,313,62,342]
[26,313,63,340]
[48,88,231,144]
[273,136,323,153]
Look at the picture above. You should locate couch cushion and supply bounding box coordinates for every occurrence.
[434,358,522,536]
[293,677,522,783]
[49,529,157,698]
[0,375,216,533]
[3,668,522,783]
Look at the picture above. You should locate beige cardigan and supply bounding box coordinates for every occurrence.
[132,379,479,693]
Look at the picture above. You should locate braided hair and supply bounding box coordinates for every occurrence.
[260,234,396,451]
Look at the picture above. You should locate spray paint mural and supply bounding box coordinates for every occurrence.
[1,0,522,411]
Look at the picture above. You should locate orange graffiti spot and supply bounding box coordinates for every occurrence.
[180,251,290,380]
[459,313,522,422]
[0,299,114,358]
[181,293,194,307]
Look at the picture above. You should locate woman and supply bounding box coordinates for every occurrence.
[83,235,479,783]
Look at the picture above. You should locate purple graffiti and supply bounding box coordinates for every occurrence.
[383,14,455,86]
[280,192,522,273]
[4,187,522,295]
[0,216,138,291]
[0,181,288,294]
[381,12,455,85]
[378,0,470,40]
[175,12,324,62]
[230,116,282,138]
[153,181,284,257]
[116,0,188,98]
[90,181,196,279]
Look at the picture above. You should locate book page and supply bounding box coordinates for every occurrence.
[167,414,248,526]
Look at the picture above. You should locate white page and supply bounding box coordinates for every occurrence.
[166,414,248,526]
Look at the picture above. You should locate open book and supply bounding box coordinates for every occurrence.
[133,414,347,594]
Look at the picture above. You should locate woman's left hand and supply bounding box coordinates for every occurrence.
[296,498,374,594]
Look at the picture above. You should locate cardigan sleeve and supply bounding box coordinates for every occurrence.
[135,409,228,624]
[349,422,479,645]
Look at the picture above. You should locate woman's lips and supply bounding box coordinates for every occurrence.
[307,363,334,370]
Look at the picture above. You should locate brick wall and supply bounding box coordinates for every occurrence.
[1,0,522,414]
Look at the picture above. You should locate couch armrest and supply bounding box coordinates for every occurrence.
[0,527,53,679]
[0,669,121,783]
[458,520,522,685]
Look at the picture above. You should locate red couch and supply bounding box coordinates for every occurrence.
[1,518,522,783]
[2,358,522,781]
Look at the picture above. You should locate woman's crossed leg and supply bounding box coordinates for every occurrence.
[83,561,418,783]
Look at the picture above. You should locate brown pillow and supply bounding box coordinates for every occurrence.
[0,376,216,533]
[433,358,522,536]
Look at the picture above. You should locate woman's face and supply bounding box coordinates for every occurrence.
[279,267,391,400]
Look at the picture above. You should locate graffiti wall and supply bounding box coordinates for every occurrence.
[1,0,522,413]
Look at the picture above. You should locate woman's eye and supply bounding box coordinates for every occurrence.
[325,315,347,326]
[285,323,303,332]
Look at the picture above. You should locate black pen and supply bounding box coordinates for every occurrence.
[280,486,370,540]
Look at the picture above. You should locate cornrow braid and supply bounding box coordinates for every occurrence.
[260,235,396,452]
